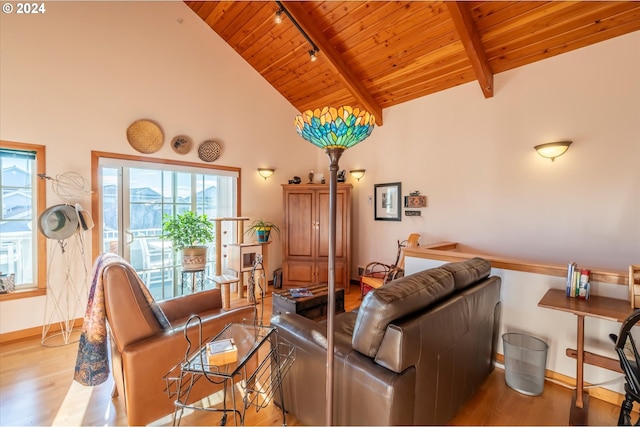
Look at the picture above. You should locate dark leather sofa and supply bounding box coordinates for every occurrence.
[271,257,501,425]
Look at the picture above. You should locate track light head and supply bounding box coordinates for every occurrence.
[275,1,319,64]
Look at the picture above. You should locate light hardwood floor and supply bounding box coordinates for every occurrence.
[0,283,622,426]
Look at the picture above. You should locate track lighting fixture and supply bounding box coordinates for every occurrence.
[275,1,320,63]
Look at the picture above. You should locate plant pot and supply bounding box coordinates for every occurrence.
[181,246,208,271]
[256,228,271,243]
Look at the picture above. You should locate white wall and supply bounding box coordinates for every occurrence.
[343,31,640,275]
[0,1,315,334]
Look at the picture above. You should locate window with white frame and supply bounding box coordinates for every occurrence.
[96,154,240,301]
[0,142,46,295]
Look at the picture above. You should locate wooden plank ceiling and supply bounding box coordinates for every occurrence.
[186,1,640,125]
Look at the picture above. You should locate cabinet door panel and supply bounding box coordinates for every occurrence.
[283,260,315,285]
[317,190,346,259]
[285,191,314,257]
[316,259,347,289]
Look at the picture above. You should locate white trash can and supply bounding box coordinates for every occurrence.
[502,333,549,396]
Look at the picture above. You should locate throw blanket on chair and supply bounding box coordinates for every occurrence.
[74,252,171,386]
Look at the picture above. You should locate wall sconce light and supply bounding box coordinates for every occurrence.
[257,168,275,180]
[309,48,318,62]
[349,169,366,181]
[534,140,572,161]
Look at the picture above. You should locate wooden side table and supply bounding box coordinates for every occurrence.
[538,289,632,425]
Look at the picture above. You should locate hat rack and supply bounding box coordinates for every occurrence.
[38,171,92,203]
[38,171,92,347]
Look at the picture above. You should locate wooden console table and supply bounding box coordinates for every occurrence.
[538,289,633,425]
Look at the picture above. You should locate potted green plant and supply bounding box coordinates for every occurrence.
[162,211,215,271]
[245,219,280,243]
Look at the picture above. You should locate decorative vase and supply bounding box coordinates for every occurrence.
[181,246,208,271]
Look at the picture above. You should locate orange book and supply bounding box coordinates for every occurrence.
[206,338,238,366]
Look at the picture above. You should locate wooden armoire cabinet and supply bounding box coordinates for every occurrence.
[282,183,352,291]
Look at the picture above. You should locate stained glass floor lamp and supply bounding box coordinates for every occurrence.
[294,106,375,425]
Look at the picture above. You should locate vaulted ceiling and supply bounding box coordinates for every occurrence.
[186,1,640,125]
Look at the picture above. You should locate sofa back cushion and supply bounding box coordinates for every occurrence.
[103,263,167,352]
[352,268,455,357]
[440,257,491,290]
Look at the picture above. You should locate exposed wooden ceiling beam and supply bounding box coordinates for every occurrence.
[446,1,494,98]
[280,1,384,125]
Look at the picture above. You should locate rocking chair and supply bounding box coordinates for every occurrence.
[610,308,640,425]
[359,233,420,298]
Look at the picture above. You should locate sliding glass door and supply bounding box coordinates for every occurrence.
[98,156,238,300]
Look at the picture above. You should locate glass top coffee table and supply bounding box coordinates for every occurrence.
[164,319,294,426]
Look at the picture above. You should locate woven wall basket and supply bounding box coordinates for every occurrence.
[127,119,164,154]
[171,135,192,155]
[198,140,222,162]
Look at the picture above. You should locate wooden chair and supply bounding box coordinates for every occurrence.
[360,233,420,298]
[629,264,640,309]
[609,309,640,425]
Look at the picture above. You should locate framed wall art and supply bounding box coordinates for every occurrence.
[374,182,402,221]
[404,195,427,208]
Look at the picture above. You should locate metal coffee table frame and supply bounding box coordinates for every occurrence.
[163,317,294,426]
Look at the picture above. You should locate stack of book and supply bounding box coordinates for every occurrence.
[206,338,238,366]
[565,262,590,300]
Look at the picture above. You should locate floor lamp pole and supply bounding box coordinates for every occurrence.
[325,147,343,426]
[294,105,375,425]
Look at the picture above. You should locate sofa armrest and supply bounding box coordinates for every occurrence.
[271,313,416,426]
[158,289,223,323]
[271,313,342,425]
[376,322,420,373]
[271,313,330,350]
[123,304,252,372]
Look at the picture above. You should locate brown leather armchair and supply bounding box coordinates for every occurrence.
[102,260,254,426]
